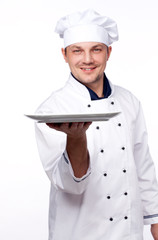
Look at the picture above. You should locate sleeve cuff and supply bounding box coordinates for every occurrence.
[144,214,158,225]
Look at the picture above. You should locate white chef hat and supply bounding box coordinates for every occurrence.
[55,9,119,48]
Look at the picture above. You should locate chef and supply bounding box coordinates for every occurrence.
[35,9,158,240]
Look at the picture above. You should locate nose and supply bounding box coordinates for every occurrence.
[82,51,94,64]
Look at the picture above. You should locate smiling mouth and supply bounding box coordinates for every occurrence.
[81,67,96,72]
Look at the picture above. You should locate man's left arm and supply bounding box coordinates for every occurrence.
[133,102,158,238]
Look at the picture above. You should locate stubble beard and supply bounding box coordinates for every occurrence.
[81,72,104,88]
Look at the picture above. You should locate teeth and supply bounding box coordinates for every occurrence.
[83,68,93,71]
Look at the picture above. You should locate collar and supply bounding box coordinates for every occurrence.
[71,73,111,100]
[85,74,111,100]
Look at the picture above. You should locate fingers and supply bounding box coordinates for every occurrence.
[46,123,63,130]
[46,122,70,132]
[46,121,92,134]
[83,122,92,130]
[69,122,84,130]
[64,122,92,132]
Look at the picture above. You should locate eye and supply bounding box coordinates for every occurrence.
[93,48,102,52]
[73,49,82,54]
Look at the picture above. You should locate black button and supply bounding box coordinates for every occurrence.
[87,104,91,107]
[109,218,113,221]
[122,147,125,150]
[103,173,107,177]
[118,123,122,127]
[123,169,126,173]
[96,126,100,130]
[107,196,111,199]
[101,149,104,153]
[124,192,128,196]
[111,101,114,105]
[124,216,128,220]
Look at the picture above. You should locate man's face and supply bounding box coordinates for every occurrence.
[62,42,112,89]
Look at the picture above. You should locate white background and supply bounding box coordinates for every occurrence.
[0,0,158,239]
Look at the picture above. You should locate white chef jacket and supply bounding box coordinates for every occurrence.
[35,74,158,240]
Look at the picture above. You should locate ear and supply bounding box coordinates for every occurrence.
[107,46,112,61]
[61,48,68,63]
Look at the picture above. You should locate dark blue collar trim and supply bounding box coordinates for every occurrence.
[71,73,111,100]
[86,74,111,100]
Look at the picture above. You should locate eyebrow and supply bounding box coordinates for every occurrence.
[70,46,82,50]
[91,44,104,48]
[70,44,104,50]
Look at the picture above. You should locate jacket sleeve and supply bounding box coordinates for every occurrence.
[134,102,158,225]
[34,122,91,195]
